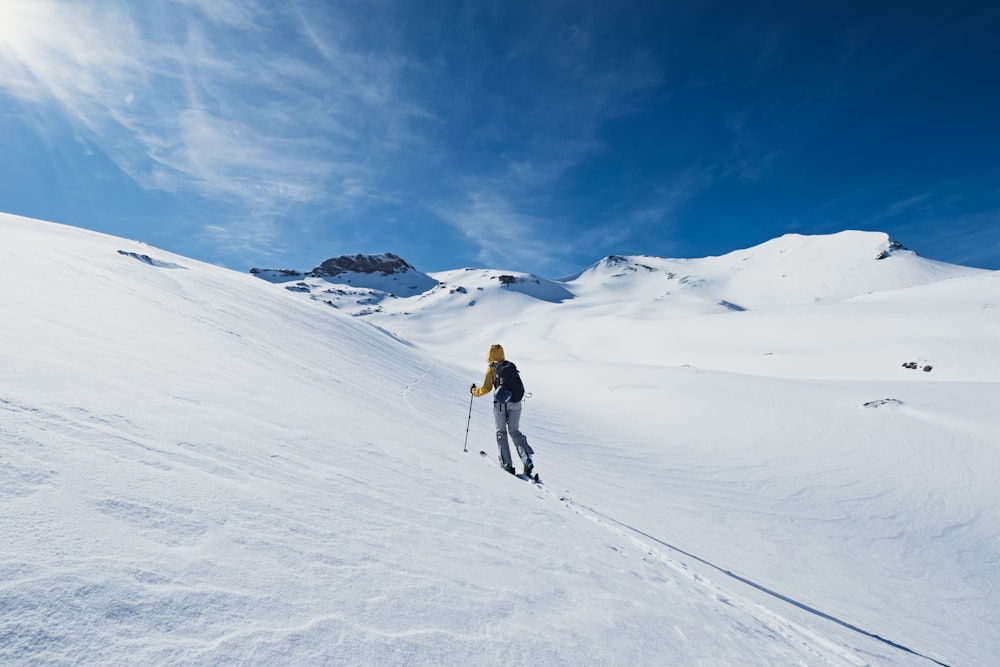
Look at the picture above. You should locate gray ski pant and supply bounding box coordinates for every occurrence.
[494,400,533,468]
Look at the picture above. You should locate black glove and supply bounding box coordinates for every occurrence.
[470,383,477,393]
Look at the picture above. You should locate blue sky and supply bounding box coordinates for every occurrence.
[2,1,998,277]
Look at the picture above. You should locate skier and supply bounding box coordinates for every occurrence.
[470,344,535,476]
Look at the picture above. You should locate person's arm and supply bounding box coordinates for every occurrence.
[471,366,495,397]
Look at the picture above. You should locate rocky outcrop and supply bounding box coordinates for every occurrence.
[310,253,416,278]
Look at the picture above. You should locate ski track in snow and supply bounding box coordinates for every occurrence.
[549,487,951,667]
[476,447,933,666]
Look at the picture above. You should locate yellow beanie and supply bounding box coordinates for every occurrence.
[487,344,505,362]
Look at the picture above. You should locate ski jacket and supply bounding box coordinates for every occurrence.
[472,344,505,398]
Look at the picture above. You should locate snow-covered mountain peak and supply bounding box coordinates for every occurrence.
[427,267,575,303]
[250,252,439,315]
[697,230,977,308]
[574,254,672,279]
[719,230,908,264]
[560,230,980,311]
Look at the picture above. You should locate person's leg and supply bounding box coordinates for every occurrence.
[505,401,533,465]
[493,401,514,469]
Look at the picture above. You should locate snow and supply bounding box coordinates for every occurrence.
[2,212,998,666]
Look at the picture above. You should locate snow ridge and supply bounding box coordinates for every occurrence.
[257,231,985,323]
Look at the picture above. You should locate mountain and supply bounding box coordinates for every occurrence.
[258,230,984,321]
[251,252,439,315]
[3,212,998,666]
[561,230,980,310]
[268,231,989,382]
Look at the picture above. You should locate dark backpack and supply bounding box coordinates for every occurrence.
[492,360,525,403]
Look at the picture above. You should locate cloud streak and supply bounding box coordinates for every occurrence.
[432,190,556,272]
[0,2,412,221]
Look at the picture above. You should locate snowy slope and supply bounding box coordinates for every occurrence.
[3,213,998,666]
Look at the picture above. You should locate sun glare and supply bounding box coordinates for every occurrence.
[0,1,67,96]
[0,0,49,53]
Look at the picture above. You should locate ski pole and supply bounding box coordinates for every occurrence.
[463,390,474,452]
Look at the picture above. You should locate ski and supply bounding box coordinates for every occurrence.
[479,450,540,483]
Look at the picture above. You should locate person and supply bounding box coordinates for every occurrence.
[470,344,535,476]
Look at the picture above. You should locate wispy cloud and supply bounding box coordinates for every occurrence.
[432,190,557,272]
[863,193,934,226]
[0,1,410,226]
[896,209,1000,269]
